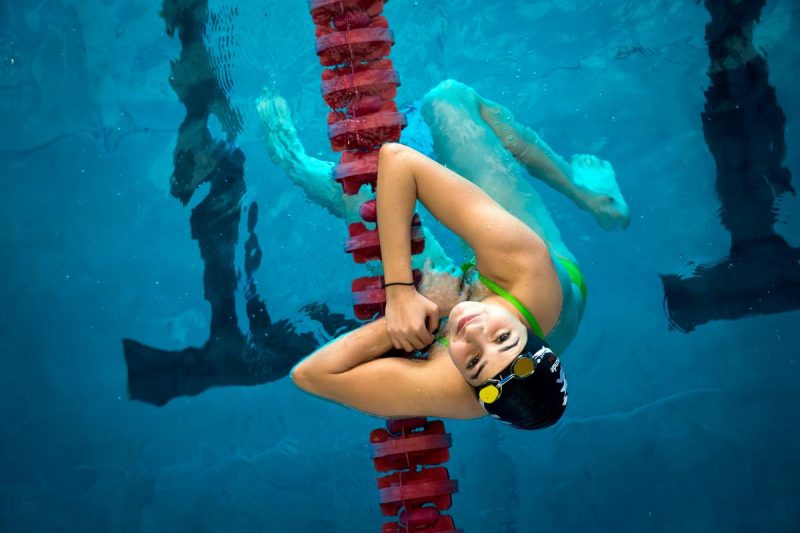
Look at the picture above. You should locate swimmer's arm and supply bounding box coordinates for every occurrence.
[291,318,395,378]
[375,144,417,287]
[376,142,547,287]
[291,319,485,419]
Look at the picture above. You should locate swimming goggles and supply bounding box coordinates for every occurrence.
[477,346,553,405]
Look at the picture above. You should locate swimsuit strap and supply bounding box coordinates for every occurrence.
[461,262,545,340]
[437,256,585,347]
[551,253,588,301]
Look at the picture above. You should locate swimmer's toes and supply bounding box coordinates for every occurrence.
[568,153,631,230]
[588,155,607,168]
[588,194,631,231]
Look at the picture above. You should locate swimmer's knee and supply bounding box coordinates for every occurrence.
[423,79,476,107]
[432,78,466,92]
[435,78,468,92]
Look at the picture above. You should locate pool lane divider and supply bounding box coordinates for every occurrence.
[308,1,462,531]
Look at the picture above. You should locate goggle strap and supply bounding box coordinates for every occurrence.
[479,348,551,404]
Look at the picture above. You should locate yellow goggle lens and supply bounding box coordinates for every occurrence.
[512,356,535,377]
[479,355,538,404]
[479,384,501,404]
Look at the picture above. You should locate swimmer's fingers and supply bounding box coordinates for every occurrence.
[396,337,414,353]
[396,317,435,351]
[385,290,437,351]
[390,330,427,352]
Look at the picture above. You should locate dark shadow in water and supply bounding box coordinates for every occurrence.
[661,0,800,333]
[122,0,359,406]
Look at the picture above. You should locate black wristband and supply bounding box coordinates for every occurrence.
[383,281,416,288]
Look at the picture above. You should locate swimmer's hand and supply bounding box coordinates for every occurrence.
[418,259,469,318]
[385,285,439,352]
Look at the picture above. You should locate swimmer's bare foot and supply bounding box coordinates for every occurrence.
[570,154,631,231]
[477,99,630,231]
[256,87,348,219]
[256,87,305,165]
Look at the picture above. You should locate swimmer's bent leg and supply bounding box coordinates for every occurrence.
[477,97,589,208]
[476,95,631,231]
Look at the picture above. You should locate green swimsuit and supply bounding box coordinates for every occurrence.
[437,252,587,353]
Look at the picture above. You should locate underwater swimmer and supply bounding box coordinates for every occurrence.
[261,79,630,429]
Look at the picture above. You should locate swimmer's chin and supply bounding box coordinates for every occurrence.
[448,301,468,321]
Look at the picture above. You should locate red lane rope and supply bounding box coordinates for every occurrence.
[307,1,462,531]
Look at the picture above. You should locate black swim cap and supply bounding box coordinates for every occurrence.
[476,332,568,430]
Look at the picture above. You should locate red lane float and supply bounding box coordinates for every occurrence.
[316,25,394,67]
[328,103,406,151]
[371,419,462,533]
[371,419,452,471]
[334,150,379,195]
[308,1,462,530]
[359,199,376,221]
[346,213,424,263]
[351,270,422,321]
[310,0,386,26]
[321,59,400,109]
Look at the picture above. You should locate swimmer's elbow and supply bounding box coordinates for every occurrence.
[290,359,330,397]
[290,362,314,392]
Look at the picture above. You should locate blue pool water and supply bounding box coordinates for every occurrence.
[1,0,799,531]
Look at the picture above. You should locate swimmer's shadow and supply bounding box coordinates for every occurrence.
[661,236,800,333]
[123,303,360,407]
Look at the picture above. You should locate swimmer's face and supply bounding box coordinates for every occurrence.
[447,299,528,386]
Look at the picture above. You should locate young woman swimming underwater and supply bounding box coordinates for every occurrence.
[261,79,630,429]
